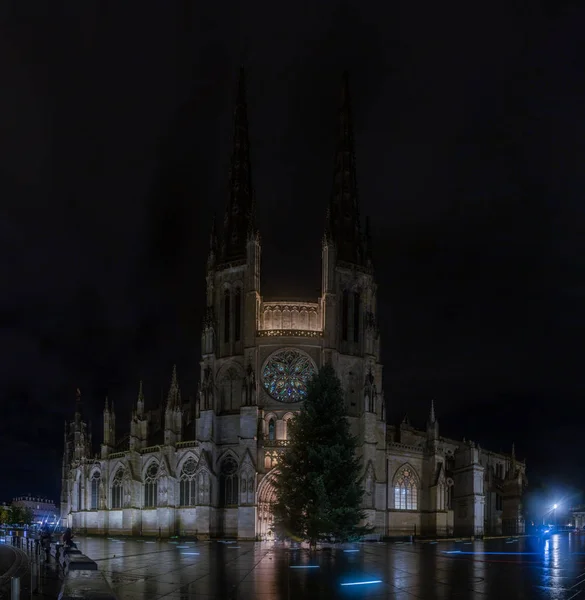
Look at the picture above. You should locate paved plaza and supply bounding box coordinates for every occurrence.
[67,533,585,599]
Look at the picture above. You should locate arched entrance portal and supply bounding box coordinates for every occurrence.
[257,471,277,540]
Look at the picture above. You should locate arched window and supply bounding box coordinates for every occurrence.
[283,418,290,441]
[77,479,83,511]
[220,367,242,413]
[268,419,276,441]
[179,458,197,506]
[219,457,239,507]
[394,467,418,510]
[144,462,159,508]
[353,291,360,342]
[341,290,349,341]
[234,288,241,342]
[224,290,231,343]
[111,469,124,509]
[198,471,211,505]
[91,472,100,510]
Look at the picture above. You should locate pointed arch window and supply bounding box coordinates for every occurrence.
[283,417,290,441]
[144,462,159,508]
[90,472,100,510]
[219,457,239,507]
[268,418,276,441]
[353,291,361,342]
[234,288,242,342]
[394,467,418,511]
[198,471,211,505]
[77,479,83,511]
[179,458,197,506]
[224,290,231,343]
[111,469,124,509]
[341,290,349,341]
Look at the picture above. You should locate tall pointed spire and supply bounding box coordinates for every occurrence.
[429,399,436,424]
[221,66,255,263]
[74,387,83,425]
[166,365,181,410]
[326,71,363,265]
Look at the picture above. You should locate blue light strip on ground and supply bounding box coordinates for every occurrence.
[340,580,383,586]
[443,551,540,555]
[290,565,320,569]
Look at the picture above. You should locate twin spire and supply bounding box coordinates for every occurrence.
[213,68,369,268]
[326,71,368,266]
[220,66,256,263]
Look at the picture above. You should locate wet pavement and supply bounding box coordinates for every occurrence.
[76,532,585,599]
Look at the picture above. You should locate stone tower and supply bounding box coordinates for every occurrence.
[321,72,386,530]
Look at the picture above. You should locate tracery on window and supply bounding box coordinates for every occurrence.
[240,471,255,504]
[197,471,211,505]
[220,366,242,412]
[111,468,124,509]
[234,288,241,342]
[341,290,349,341]
[262,349,316,403]
[144,462,159,508]
[393,466,418,511]
[219,456,239,506]
[283,417,291,440]
[179,457,197,506]
[77,478,83,511]
[91,471,100,510]
[224,290,231,343]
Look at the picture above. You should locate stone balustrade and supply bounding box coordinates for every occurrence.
[263,439,290,448]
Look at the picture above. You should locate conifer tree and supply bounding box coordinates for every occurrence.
[272,363,371,547]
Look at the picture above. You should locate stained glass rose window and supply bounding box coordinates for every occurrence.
[262,349,316,403]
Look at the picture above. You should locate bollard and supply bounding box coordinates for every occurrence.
[11,576,20,600]
[30,558,37,596]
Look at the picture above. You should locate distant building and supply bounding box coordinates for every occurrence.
[13,495,59,525]
[60,69,527,540]
[573,505,585,529]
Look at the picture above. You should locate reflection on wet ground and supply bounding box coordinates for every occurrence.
[78,533,585,599]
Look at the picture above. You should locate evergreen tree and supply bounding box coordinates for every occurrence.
[272,363,371,547]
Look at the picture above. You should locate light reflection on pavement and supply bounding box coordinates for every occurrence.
[75,532,585,599]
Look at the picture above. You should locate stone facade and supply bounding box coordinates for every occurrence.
[60,69,526,540]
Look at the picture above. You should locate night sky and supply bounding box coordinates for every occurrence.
[2,2,584,504]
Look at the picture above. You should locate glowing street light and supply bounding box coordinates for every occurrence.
[553,504,558,510]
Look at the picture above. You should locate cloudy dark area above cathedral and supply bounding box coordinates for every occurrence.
[1,0,583,511]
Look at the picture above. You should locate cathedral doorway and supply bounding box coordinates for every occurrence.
[257,472,277,540]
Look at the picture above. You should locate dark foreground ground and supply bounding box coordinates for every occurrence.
[0,541,62,599]
[72,532,585,599]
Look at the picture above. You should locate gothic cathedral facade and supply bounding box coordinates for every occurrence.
[61,70,526,540]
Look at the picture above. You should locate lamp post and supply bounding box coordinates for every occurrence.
[553,504,558,528]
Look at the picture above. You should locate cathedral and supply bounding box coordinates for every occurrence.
[61,69,527,540]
